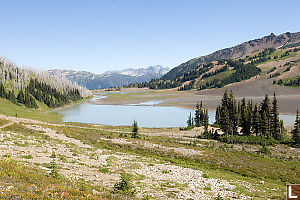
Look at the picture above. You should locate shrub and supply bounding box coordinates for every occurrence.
[161,169,170,174]
[23,155,33,159]
[218,135,279,145]
[202,173,209,178]
[99,167,110,173]
[258,143,271,155]
[49,152,59,178]
[113,173,135,195]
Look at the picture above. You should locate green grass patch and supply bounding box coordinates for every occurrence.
[0,98,61,123]
[23,154,33,159]
[0,158,128,199]
[99,167,110,173]
[196,70,235,88]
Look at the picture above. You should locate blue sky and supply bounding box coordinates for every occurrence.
[0,0,299,74]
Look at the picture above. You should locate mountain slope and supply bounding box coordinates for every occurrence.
[163,32,300,80]
[48,65,169,90]
[0,57,91,109]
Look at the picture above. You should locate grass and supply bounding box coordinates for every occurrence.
[196,70,235,88]
[43,123,298,198]
[3,123,50,141]
[0,118,9,127]
[23,154,33,159]
[0,96,92,123]
[0,158,130,199]
[0,91,299,198]
[202,173,210,178]
[99,167,110,173]
[101,89,188,104]
[0,98,61,123]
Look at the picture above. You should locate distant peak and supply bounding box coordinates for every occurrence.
[269,33,276,37]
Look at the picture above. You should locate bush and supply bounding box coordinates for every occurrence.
[258,143,271,155]
[218,135,279,145]
[99,167,110,173]
[113,173,135,195]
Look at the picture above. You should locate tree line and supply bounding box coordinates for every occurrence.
[0,78,83,109]
[215,90,284,140]
[187,90,300,146]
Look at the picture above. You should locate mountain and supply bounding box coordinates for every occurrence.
[48,65,169,90]
[0,56,90,109]
[163,32,300,80]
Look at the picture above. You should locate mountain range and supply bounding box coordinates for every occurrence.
[163,32,300,80]
[48,65,169,90]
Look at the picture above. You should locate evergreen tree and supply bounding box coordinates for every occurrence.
[204,109,209,131]
[229,90,238,135]
[271,93,281,140]
[132,120,138,138]
[260,94,271,137]
[292,109,300,145]
[187,112,194,127]
[261,111,269,137]
[194,101,203,127]
[240,98,251,135]
[221,89,229,110]
[10,90,16,104]
[252,104,260,136]
[219,89,234,134]
[215,105,221,125]
[0,83,7,98]
[17,90,24,104]
[49,152,59,178]
[220,106,230,134]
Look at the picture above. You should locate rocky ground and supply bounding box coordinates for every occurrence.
[0,114,253,199]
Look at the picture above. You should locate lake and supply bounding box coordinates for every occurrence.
[57,94,296,128]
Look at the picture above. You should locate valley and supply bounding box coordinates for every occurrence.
[103,49,300,115]
[1,31,300,199]
[0,106,298,199]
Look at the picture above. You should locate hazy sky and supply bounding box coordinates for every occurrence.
[0,0,299,74]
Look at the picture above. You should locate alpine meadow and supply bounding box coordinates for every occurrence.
[0,1,300,200]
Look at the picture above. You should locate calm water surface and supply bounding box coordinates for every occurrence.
[58,94,296,128]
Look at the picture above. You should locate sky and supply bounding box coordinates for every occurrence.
[0,0,299,74]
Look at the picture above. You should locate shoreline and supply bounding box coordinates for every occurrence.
[92,97,297,116]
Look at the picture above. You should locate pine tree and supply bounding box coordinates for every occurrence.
[252,104,260,136]
[215,105,221,125]
[17,90,24,104]
[49,152,59,178]
[260,94,271,136]
[187,112,194,127]
[221,89,229,110]
[271,93,281,140]
[229,90,238,135]
[132,120,138,138]
[220,106,230,134]
[292,109,300,145]
[240,98,250,135]
[261,111,269,137]
[194,101,203,127]
[204,109,209,131]
[0,83,6,98]
[10,90,16,104]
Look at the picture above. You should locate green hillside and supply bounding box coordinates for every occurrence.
[0,98,61,122]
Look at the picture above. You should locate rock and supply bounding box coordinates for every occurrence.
[6,186,14,191]
[259,181,264,184]
[92,189,101,195]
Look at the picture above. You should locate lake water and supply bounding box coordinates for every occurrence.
[58,94,296,128]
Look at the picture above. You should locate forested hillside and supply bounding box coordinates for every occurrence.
[163,32,300,80]
[127,41,300,90]
[0,57,91,109]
